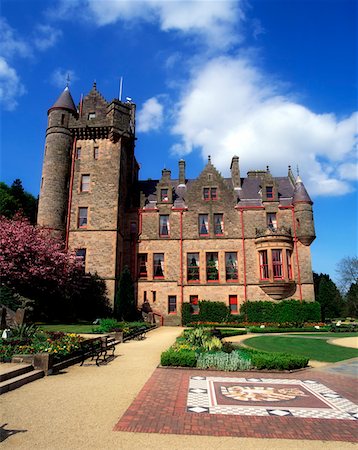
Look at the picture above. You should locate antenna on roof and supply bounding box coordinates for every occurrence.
[118,76,123,101]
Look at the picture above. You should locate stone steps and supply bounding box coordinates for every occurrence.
[0,364,44,395]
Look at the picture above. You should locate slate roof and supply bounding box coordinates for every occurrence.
[49,86,77,114]
[293,176,313,204]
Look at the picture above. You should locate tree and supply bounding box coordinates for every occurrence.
[114,266,138,321]
[336,256,358,294]
[0,179,37,223]
[313,272,344,321]
[345,283,358,317]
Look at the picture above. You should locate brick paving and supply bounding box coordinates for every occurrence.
[114,367,358,442]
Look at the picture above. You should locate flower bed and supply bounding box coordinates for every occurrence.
[160,327,308,371]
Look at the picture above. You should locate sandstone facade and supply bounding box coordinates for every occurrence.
[38,85,316,325]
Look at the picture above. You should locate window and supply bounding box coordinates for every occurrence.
[76,147,81,159]
[199,214,209,235]
[259,250,269,280]
[144,290,147,301]
[187,253,200,282]
[190,295,199,314]
[41,177,44,189]
[210,187,218,200]
[78,207,88,228]
[75,248,86,272]
[152,291,156,303]
[225,252,238,281]
[286,250,293,280]
[81,174,90,192]
[88,112,96,120]
[160,188,169,202]
[159,215,170,237]
[266,186,273,199]
[61,114,65,125]
[214,213,224,235]
[168,296,177,314]
[229,295,238,313]
[272,249,283,279]
[94,146,99,159]
[203,187,218,200]
[267,213,277,230]
[206,252,219,281]
[153,253,164,278]
[138,254,147,278]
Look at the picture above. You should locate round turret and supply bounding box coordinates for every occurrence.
[293,176,316,245]
[37,87,77,235]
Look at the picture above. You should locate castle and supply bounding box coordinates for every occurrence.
[37,84,316,325]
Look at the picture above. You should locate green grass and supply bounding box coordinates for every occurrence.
[289,332,358,338]
[243,335,358,362]
[38,324,98,334]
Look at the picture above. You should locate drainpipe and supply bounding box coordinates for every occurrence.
[239,208,247,303]
[180,210,184,325]
[65,137,76,250]
[291,206,303,302]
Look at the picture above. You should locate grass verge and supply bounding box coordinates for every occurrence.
[243,335,358,362]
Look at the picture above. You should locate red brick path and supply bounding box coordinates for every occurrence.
[114,368,358,442]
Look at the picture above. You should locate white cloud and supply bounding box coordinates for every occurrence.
[338,162,358,181]
[57,0,244,49]
[0,18,31,59]
[33,24,63,51]
[50,68,78,88]
[171,56,357,196]
[0,57,25,111]
[137,97,164,132]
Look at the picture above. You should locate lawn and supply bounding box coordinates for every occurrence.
[38,324,97,334]
[243,335,358,362]
[288,332,358,338]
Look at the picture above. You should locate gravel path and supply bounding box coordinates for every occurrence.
[1,327,356,449]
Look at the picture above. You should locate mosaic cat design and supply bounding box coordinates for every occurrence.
[221,385,308,402]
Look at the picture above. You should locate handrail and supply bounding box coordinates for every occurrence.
[153,312,164,326]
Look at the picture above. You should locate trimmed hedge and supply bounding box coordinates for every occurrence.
[240,300,320,325]
[182,301,232,325]
[249,326,330,333]
[239,347,309,370]
[160,348,197,367]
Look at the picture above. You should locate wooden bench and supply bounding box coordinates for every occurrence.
[126,326,148,341]
[80,336,116,366]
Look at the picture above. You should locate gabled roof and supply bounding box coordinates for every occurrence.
[49,86,77,114]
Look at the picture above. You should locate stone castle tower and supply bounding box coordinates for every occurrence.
[39,84,316,322]
[38,83,137,300]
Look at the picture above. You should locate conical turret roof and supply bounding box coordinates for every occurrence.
[48,86,77,114]
[293,176,312,204]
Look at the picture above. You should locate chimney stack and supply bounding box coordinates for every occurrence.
[178,159,186,185]
[230,156,241,189]
[161,168,171,181]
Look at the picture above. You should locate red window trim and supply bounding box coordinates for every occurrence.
[229,295,238,314]
[199,214,209,236]
[78,207,88,228]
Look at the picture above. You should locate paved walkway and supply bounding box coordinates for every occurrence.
[1,327,357,449]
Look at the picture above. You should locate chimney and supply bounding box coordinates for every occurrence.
[161,168,171,181]
[230,156,241,189]
[178,159,186,185]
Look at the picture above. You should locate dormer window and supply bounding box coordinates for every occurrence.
[160,188,169,202]
[203,187,218,200]
[266,186,273,199]
[88,112,96,120]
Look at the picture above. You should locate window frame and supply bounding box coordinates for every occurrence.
[259,250,269,280]
[80,174,90,192]
[76,147,81,160]
[214,213,224,236]
[206,252,219,282]
[75,248,86,272]
[93,146,99,159]
[160,188,169,202]
[286,249,293,280]
[272,249,283,280]
[187,253,200,283]
[267,212,277,230]
[198,214,209,236]
[159,215,170,238]
[78,207,88,228]
[138,253,148,278]
[229,295,238,313]
[266,186,274,199]
[168,295,177,314]
[153,253,165,279]
[225,252,238,281]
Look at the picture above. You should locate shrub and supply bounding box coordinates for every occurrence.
[219,329,247,337]
[10,323,39,339]
[94,318,121,333]
[182,301,230,325]
[160,348,197,367]
[248,326,329,333]
[239,347,309,370]
[196,351,252,371]
[240,300,320,325]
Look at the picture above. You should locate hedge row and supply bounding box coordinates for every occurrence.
[240,300,320,325]
[238,347,309,370]
[249,326,329,333]
[182,300,320,326]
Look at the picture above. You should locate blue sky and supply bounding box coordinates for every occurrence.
[1,0,357,283]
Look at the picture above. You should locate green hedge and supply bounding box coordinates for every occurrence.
[249,326,329,333]
[182,301,231,325]
[239,347,309,370]
[160,348,197,367]
[240,300,320,325]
